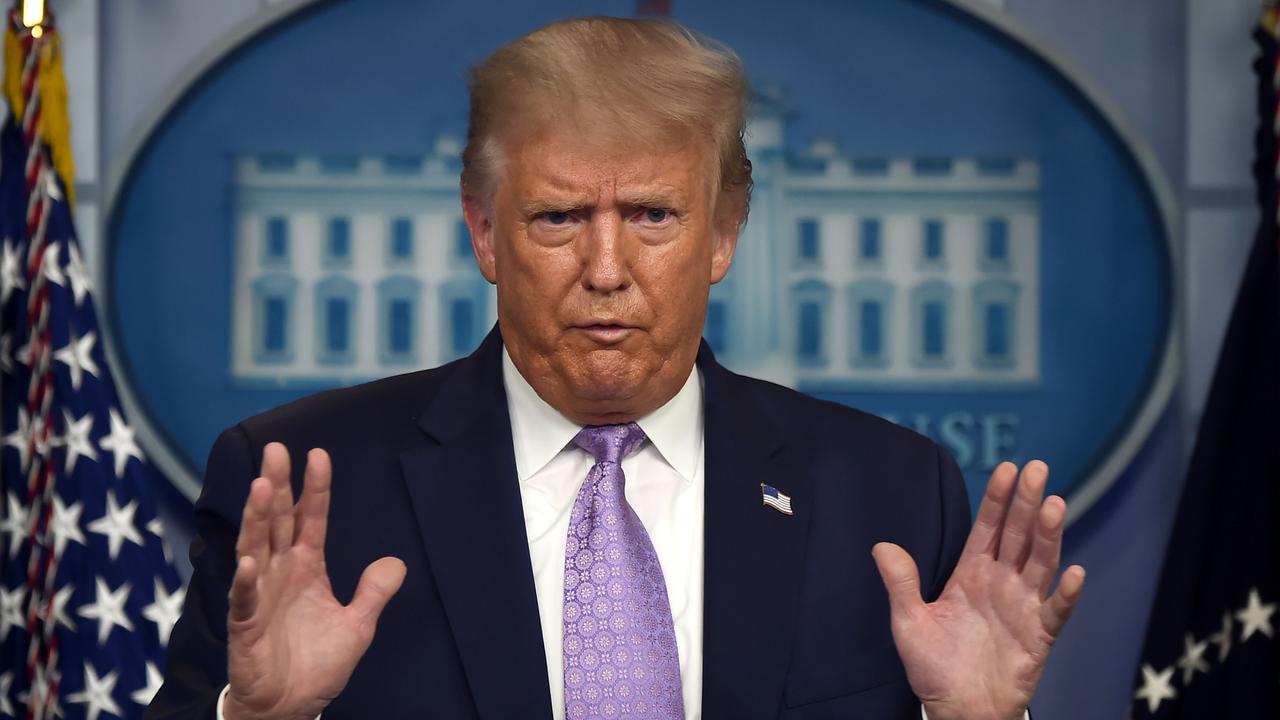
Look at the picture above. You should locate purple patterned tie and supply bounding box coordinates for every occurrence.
[562,423,685,720]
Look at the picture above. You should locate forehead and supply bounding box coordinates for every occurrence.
[500,119,717,201]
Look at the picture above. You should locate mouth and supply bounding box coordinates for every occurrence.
[572,322,638,344]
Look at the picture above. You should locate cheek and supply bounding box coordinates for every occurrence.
[496,237,580,322]
[637,243,710,330]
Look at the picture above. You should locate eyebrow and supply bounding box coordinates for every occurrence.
[519,198,589,216]
[518,187,688,217]
[616,187,687,209]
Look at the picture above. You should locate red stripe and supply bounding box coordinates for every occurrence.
[22,103,39,148]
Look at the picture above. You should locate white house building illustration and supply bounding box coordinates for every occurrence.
[230,135,494,383]
[230,102,1040,391]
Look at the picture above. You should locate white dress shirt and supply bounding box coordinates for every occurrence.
[503,349,706,720]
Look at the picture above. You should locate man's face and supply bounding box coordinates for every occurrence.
[463,121,740,425]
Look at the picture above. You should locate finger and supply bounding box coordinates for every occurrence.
[871,542,926,622]
[228,554,260,623]
[235,477,274,570]
[349,557,407,627]
[1041,564,1086,637]
[997,460,1048,569]
[1022,495,1066,596]
[262,442,295,554]
[961,462,1018,559]
[294,448,332,550]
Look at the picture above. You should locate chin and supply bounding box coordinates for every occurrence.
[566,351,651,403]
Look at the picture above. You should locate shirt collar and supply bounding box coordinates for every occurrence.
[502,346,702,484]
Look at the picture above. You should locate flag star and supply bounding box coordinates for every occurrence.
[1235,588,1276,641]
[50,495,87,558]
[39,241,64,287]
[2,407,32,472]
[30,413,51,461]
[99,409,144,479]
[42,166,63,202]
[1134,663,1177,714]
[142,578,185,647]
[61,409,98,474]
[129,661,163,707]
[1208,612,1233,662]
[77,577,134,645]
[12,336,32,369]
[0,585,25,642]
[66,662,122,720]
[0,670,13,716]
[53,329,100,391]
[1,492,29,560]
[87,491,144,561]
[64,243,91,306]
[15,663,59,718]
[1176,633,1210,685]
[0,238,25,305]
[41,583,77,632]
[147,518,173,562]
[0,333,11,375]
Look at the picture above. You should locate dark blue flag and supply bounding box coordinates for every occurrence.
[0,11,182,719]
[1130,22,1280,720]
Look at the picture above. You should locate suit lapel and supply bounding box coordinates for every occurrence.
[699,347,814,718]
[400,329,553,720]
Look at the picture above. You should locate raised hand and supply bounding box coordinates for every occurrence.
[223,443,407,720]
[872,461,1085,720]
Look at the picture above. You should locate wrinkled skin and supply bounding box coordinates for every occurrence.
[463,120,741,425]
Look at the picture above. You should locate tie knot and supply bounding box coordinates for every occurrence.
[572,422,648,465]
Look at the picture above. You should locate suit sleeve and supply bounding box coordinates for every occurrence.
[925,442,971,603]
[145,426,258,720]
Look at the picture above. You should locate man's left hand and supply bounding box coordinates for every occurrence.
[872,460,1085,720]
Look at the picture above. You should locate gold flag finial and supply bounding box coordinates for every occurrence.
[4,2,77,207]
[21,0,44,37]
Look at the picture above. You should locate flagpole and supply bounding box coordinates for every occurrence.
[11,7,66,715]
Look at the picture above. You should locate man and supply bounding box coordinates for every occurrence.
[149,16,1083,720]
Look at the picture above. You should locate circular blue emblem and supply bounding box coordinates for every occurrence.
[103,0,1176,520]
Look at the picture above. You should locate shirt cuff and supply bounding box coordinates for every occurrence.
[921,702,1029,712]
[217,685,322,720]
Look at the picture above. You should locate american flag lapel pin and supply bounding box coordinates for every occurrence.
[760,483,794,516]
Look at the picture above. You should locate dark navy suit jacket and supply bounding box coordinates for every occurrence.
[148,328,971,719]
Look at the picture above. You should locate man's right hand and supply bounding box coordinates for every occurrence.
[223,442,407,720]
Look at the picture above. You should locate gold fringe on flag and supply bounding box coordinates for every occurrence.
[2,16,76,207]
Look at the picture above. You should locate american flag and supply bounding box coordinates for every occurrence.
[0,11,182,720]
[760,484,793,516]
[1129,16,1279,718]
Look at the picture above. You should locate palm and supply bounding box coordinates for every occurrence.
[873,461,1085,720]
[224,444,406,720]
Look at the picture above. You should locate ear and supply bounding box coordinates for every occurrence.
[462,192,498,284]
[709,189,745,285]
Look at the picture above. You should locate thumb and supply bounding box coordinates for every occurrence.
[872,542,925,622]
[349,556,407,626]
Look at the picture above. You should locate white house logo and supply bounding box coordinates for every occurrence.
[102,0,1176,519]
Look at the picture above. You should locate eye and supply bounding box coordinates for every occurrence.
[542,211,571,225]
[642,208,671,223]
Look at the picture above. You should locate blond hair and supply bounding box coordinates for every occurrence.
[461,16,752,219]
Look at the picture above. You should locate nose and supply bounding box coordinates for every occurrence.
[579,212,632,294]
